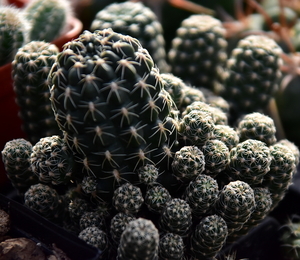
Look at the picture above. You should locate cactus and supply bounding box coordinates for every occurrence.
[158,233,185,260]
[68,197,92,227]
[211,124,239,151]
[221,34,283,121]
[112,183,144,215]
[117,218,159,260]
[12,41,61,144]
[201,139,230,178]
[183,174,219,218]
[190,214,228,259]
[79,211,106,231]
[0,6,29,66]
[30,135,74,185]
[171,145,205,182]
[24,183,65,223]
[90,1,169,73]
[168,14,228,93]
[159,198,192,236]
[137,163,159,185]
[144,184,172,214]
[23,0,72,42]
[214,180,256,235]
[227,139,272,187]
[110,212,136,246]
[48,29,178,203]
[263,142,296,210]
[1,138,38,194]
[236,112,277,146]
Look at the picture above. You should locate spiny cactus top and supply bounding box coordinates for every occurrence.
[117,218,159,260]
[79,211,106,231]
[158,233,185,260]
[90,1,169,73]
[0,6,29,66]
[178,85,206,114]
[237,112,277,146]
[168,14,228,92]
[183,174,219,218]
[78,226,109,252]
[214,180,256,234]
[144,184,172,213]
[190,214,228,259]
[171,145,205,182]
[277,139,300,168]
[137,163,159,185]
[159,198,192,236]
[228,139,272,186]
[211,124,239,150]
[49,29,178,199]
[30,135,74,185]
[222,34,283,118]
[23,0,71,42]
[12,41,61,144]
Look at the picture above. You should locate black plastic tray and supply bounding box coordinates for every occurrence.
[0,193,102,260]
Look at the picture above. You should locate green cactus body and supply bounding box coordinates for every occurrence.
[263,143,296,209]
[112,183,144,215]
[228,139,272,186]
[214,180,256,235]
[30,135,74,185]
[171,145,205,182]
[158,233,185,260]
[68,197,92,226]
[201,139,230,178]
[110,212,136,246]
[183,174,219,218]
[211,124,239,151]
[24,183,65,223]
[190,214,228,260]
[277,139,300,172]
[0,6,29,66]
[49,29,179,203]
[144,184,172,214]
[117,218,159,260]
[237,112,277,146]
[222,35,283,119]
[137,163,159,185]
[79,211,106,231]
[168,14,228,92]
[1,138,38,194]
[90,1,169,73]
[24,0,71,42]
[12,41,61,144]
[159,198,192,236]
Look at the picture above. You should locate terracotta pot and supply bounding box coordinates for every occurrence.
[0,16,83,187]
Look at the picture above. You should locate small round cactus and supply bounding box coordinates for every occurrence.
[227,139,272,186]
[137,163,159,185]
[236,112,277,146]
[112,183,144,215]
[190,214,228,259]
[171,145,205,182]
[79,211,106,231]
[159,198,192,236]
[117,218,159,260]
[214,180,256,235]
[183,174,219,218]
[158,233,185,260]
[211,124,239,150]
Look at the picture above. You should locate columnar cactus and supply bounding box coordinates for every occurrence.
[12,41,61,144]
[214,180,256,235]
[112,183,144,215]
[158,233,185,260]
[183,174,219,218]
[221,35,283,120]
[236,112,277,146]
[201,139,230,178]
[48,29,178,203]
[1,138,38,194]
[159,198,192,236]
[227,139,272,187]
[117,218,159,260]
[90,1,169,73]
[171,145,205,182]
[168,14,228,92]
[0,6,29,66]
[23,0,72,42]
[190,214,228,259]
[30,135,74,185]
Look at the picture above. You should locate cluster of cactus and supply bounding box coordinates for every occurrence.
[2,2,300,258]
[0,0,71,66]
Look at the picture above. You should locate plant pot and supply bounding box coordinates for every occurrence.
[0,16,83,187]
